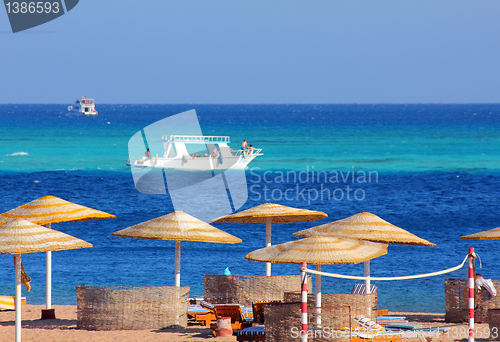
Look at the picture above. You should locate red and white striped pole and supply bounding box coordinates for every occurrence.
[301,262,308,342]
[468,247,475,342]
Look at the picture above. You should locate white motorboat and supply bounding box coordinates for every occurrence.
[68,96,98,116]
[131,135,262,170]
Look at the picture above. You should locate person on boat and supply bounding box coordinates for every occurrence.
[145,148,151,159]
[248,145,255,154]
[241,140,248,151]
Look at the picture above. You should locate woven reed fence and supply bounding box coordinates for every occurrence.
[445,278,500,323]
[204,274,311,306]
[76,285,189,330]
[264,300,352,342]
[284,291,377,326]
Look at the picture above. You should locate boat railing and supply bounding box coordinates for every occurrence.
[231,148,263,156]
[163,135,231,143]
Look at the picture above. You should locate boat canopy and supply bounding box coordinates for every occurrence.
[162,135,231,144]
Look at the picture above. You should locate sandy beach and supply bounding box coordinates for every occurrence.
[0,305,491,341]
[0,305,235,342]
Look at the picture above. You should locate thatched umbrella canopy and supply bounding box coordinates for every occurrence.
[293,212,435,298]
[460,227,500,240]
[113,211,241,286]
[211,203,327,275]
[0,219,92,254]
[211,203,327,224]
[0,195,116,226]
[246,236,388,322]
[0,218,92,342]
[0,195,115,314]
[246,236,387,265]
[294,212,435,246]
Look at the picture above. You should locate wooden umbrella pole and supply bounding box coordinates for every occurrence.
[175,241,181,287]
[46,223,52,310]
[46,251,52,309]
[15,254,21,342]
[42,249,56,319]
[364,260,371,293]
[42,222,56,320]
[315,264,322,326]
[266,217,272,276]
[365,260,371,317]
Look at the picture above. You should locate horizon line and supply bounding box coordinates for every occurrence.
[1,102,500,106]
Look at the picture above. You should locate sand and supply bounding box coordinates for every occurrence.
[0,305,235,342]
[0,305,492,341]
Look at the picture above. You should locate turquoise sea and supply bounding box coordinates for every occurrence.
[1,103,500,313]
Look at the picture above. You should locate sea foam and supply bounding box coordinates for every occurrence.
[6,152,28,156]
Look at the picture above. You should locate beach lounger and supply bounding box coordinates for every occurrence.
[352,284,378,294]
[354,315,384,331]
[237,325,265,341]
[352,315,402,342]
[384,323,422,330]
[377,316,409,326]
[376,316,406,321]
[200,300,214,311]
[192,300,216,326]
[351,332,402,342]
[189,295,204,304]
[187,304,212,324]
[210,304,254,336]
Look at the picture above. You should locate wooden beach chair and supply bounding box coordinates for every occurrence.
[210,304,254,336]
[192,300,216,326]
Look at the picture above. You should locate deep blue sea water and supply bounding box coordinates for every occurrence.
[1,104,500,313]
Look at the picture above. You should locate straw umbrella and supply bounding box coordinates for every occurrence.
[112,211,242,287]
[0,218,92,342]
[293,212,435,295]
[245,236,387,265]
[460,227,500,240]
[245,236,388,323]
[0,195,115,316]
[211,203,327,276]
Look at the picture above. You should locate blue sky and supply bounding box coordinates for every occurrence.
[1,1,500,104]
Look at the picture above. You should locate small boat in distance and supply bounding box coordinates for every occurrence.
[131,135,263,170]
[68,96,98,116]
